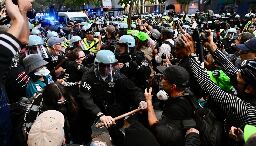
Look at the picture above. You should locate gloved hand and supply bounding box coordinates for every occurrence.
[139,101,147,110]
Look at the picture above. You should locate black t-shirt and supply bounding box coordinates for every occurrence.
[162,95,194,121]
[123,121,160,146]
[150,95,194,146]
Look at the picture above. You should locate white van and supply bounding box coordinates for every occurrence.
[58,12,89,24]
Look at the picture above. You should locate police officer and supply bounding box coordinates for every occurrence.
[81,24,102,55]
[78,50,147,146]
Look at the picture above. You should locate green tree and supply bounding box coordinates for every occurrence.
[176,0,192,13]
[119,0,155,28]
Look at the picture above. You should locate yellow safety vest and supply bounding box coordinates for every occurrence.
[244,21,252,31]
[82,38,99,54]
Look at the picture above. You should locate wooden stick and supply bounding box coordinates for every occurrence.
[95,108,141,128]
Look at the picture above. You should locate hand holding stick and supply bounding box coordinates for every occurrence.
[95,108,141,128]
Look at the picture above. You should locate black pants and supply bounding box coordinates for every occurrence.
[10,104,26,146]
[70,109,93,145]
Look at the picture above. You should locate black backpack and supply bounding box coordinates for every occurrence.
[184,96,224,146]
[194,107,223,146]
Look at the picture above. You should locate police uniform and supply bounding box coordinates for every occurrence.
[82,38,99,54]
[77,68,145,145]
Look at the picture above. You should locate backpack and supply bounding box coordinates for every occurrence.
[186,95,224,146]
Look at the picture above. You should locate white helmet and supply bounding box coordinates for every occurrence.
[119,35,135,48]
[245,13,251,18]
[214,14,221,18]
[28,35,44,47]
[70,36,82,43]
[82,23,92,31]
[31,28,41,35]
[227,28,237,33]
[47,31,58,38]
[118,23,128,29]
[235,14,240,18]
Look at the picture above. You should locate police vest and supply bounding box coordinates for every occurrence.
[82,38,99,54]
[244,21,252,31]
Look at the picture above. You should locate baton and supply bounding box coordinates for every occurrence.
[95,108,141,128]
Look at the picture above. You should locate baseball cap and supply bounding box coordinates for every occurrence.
[47,37,65,47]
[157,65,190,87]
[151,29,161,40]
[236,37,256,51]
[135,32,149,42]
[27,110,65,146]
[239,32,255,44]
[244,125,256,142]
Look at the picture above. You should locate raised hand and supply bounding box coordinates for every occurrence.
[5,0,22,21]
[144,87,153,101]
[18,0,33,13]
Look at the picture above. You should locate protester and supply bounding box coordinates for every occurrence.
[78,50,147,145]
[174,32,256,145]
[144,66,200,146]
[27,110,65,146]
[23,54,54,98]
[0,0,31,145]
[2,3,256,146]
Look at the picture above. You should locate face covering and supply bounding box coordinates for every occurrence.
[157,90,169,101]
[34,67,50,76]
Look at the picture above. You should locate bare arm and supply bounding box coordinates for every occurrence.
[17,0,33,44]
[147,99,159,126]
[18,12,29,45]
[145,88,159,126]
[6,0,24,39]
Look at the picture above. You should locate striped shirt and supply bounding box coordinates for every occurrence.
[212,49,239,77]
[187,56,256,128]
[0,32,21,83]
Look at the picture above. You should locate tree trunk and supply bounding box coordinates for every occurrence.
[128,3,133,29]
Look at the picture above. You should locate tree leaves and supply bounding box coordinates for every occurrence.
[176,0,191,4]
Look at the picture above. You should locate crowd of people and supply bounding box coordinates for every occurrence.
[1,0,256,146]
